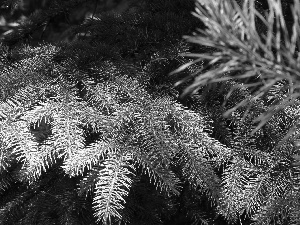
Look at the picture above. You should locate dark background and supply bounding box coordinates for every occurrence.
[0,0,143,44]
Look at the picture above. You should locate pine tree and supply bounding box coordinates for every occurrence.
[0,0,299,224]
[173,0,300,224]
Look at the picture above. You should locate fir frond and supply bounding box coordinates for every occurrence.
[219,158,258,222]
[133,144,180,195]
[180,145,221,201]
[62,140,113,177]
[4,0,299,223]
[1,119,40,180]
[93,153,134,224]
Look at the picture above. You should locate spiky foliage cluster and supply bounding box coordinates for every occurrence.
[174,0,300,134]
[1,0,300,224]
[174,0,300,224]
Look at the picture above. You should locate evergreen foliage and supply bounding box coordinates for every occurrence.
[0,0,299,224]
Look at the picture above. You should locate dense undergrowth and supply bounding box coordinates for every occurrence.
[0,0,300,224]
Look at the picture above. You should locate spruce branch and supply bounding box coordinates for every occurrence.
[93,153,134,224]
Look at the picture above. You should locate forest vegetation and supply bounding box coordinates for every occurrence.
[0,0,300,224]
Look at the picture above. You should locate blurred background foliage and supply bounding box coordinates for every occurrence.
[0,0,143,44]
[0,0,295,47]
